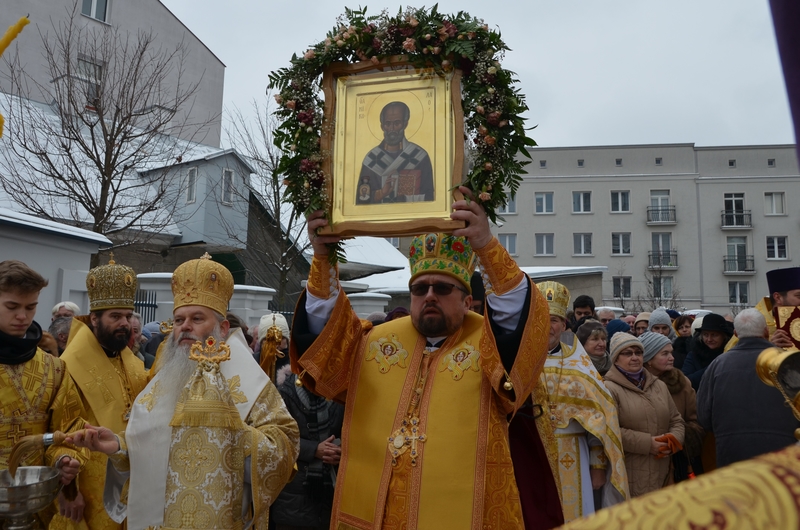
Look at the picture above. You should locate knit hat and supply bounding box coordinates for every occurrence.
[648,309,672,330]
[639,331,672,363]
[606,319,631,344]
[633,312,651,327]
[665,309,681,320]
[691,316,704,335]
[610,332,643,363]
[576,319,605,345]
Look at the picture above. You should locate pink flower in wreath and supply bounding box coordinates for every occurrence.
[304,49,316,60]
[479,192,491,202]
[402,38,416,52]
[286,100,296,110]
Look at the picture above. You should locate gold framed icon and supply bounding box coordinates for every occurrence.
[318,59,465,237]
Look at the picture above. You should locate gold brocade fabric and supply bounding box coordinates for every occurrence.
[561,444,800,529]
[291,269,552,529]
[307,255,339,300]
[0,350,87,526]
[542,340,629,515]
[474,237,525,295]
[53,319,147,530]
[555,434,583,522]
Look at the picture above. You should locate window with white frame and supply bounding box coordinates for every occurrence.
[653,276,673,299]
[535,192,553,214]
[82,0,108,21]
[767,236,788,259]
[499,234,517,255]
[764,192,785,215]
[385,237,400,248]
[573,233,592,255]
[535,233,554,256]
[221,169,234,204]
[498,192,516,214]
[613,277,631,298]
[186,167,197,204]
[77,57,103,106]
[572,191,591,213]
[729,281,749,304]
[610,191,630,213]
[611,232,631,255]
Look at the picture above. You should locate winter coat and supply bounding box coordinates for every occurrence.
[681,336,729,391]
[604,365,686,497]
[671,336,693,370]
[697,336,800,468]
[656,369,704,460]
[270,371,345,528]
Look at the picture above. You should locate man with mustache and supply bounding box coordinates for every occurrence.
[69,254,299,529]
[295,190,561,529]
[52,257,148,530]
[356,100,434,204]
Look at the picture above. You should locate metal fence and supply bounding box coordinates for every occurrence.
[134,289,158,324]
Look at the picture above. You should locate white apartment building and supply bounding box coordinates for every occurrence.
[491,143,800,314]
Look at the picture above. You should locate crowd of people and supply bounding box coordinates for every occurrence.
[1,191,800,529]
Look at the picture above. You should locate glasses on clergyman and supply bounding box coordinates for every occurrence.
[409,282,468,297]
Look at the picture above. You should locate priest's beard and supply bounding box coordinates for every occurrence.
[158,324,224,402]
[96,320,131,353]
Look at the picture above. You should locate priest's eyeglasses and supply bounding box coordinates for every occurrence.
[409,282,469,297]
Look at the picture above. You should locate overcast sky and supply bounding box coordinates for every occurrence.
[160,0,795,149]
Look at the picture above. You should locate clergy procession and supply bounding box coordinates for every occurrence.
[4,201,800,529]
[3,2,800,529]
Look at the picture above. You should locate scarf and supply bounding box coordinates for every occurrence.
[290,373,337,502]
[0,321,42,365]
[616,364,646,389]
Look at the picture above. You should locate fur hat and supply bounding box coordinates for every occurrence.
[696,313,732,336]
[639,331,672,363]
[610,332,643,363]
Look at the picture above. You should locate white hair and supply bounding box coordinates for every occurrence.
[52,301,80,315]
[156,323,225,405]
[733,308,767,339]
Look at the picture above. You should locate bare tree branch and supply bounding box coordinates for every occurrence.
[220,96,310,306]
[0,9,214,250]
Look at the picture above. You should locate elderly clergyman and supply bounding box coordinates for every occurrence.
[295,190,562,529]
[69,254,299,529]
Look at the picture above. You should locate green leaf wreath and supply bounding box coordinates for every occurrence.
[268,5,536,263]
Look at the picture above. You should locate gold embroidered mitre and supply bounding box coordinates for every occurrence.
[86,254,137,311]
[537,281,570,319]
[171,253,234,316]
[408,234,477,293]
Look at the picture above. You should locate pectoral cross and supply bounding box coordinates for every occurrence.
[388,416,427,467]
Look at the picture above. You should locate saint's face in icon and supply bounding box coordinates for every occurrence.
[383,343,396,357]
[381,105,408,148]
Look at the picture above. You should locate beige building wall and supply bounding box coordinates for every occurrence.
[1,0,225,147]
[492,143,800,314]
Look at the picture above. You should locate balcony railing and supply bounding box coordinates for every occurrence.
[648,251,678,269]
[721,210,752,228]
[646,206,677,224]
[723,255,755,274]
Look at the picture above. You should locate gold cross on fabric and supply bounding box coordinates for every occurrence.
[86,366,116,404]
[5,423,27,444]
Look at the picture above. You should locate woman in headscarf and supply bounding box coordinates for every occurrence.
[603,333,685,497]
